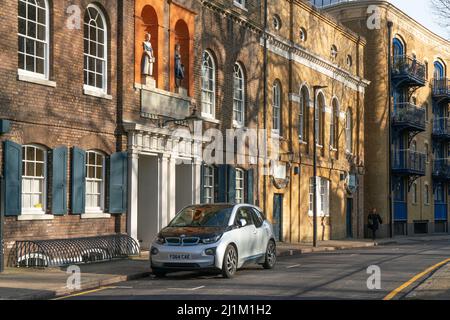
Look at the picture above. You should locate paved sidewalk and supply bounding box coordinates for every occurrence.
[406,263,450,300]
[0,234,449,300]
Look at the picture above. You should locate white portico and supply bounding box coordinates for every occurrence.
[124,122,203,249]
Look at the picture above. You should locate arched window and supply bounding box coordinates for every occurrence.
[18,0,49,78]
[233,63,245,125]
[412,182,417,204]
[235,168,245,204]
[316,92,325,146]
[85,150,105,212]
[84,4,108,91]
[299,86,309,142]
[272,81,281,134]
[330,45,338,60]
[424,184,430,205]
[345,108,353,153]
[434,60,445,80]
[393,38,404,57]
[273,15,281,31]
[22,145,47,213]
[330,98,339,150]
[201,51,216,118]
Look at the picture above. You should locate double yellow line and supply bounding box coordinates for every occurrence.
[53,286,116,300]
[383,258,450,300]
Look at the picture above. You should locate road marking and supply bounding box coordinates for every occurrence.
[287,264,301,269]
[383,258,450,300]
[53,286,116,300]
[167,285,205,291]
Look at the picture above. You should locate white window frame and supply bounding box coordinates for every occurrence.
[233,0,246,10]
[83,4,108,94]
[201,51,216,119]
[233,63,245,126]
[272,81,281,135]
[308,177,330,217]
[235,168,245,204]
[345,108,353,154]
[21,144,47,214]
[85,150,105,213]
[203,165,214,204]
[18,0,50,80]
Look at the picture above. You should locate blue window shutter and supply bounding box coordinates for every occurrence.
[52,147,67,215]
[227,165,236,203]
[200,163,205,204]
[4,140,22,216]
[216,165,227,203]
[71,147,85,214]
[109,152,128,213]
[246,169,254,204]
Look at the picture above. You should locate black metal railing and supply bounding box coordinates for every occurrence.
[433,159,450,180]
[392,103,426,131]
[12,234,140,268]
[432,78,450,97]
[392,55,426,83]
[433,117,450,139]
[392,149,426,175]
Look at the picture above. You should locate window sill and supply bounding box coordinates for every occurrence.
[83,86,112,100]
[18,214,54,221]
[233,121,245,129]
[81,212,111,219]
[201,114,220,124]
[299,140,308,145]
[233,2,248,11]
[17,71,56,88]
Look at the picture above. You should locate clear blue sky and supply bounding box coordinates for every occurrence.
[388,0,448,38]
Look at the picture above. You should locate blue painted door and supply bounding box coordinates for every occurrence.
[346,198,353,238]
[393,177,407,221]
[273,194,283,242]
[435,182,447,221]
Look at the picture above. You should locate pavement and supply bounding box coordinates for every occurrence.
[405,261,450,300]
[0,234,449,300]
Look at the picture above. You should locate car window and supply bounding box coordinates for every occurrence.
[169,205,233,227]
[235,208,254,226]
[250,208,264,228]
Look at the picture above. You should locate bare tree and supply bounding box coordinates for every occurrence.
[431,0,450,28]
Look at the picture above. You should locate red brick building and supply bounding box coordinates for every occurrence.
[0,0,127,267]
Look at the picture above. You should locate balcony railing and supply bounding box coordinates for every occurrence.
[392,55,426,86]
[433,158,450,180]
[392,103,426,131]
[392,149,426,176]
[432,78,450,99]
[432,117,450,140]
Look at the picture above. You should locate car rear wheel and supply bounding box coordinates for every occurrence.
[263,240,276,269]
[222,245,238,278]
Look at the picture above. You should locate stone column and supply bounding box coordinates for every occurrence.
[127,148,139,243]
[193,159,202,204]
[168,155,177,220]
[159,154,170,229]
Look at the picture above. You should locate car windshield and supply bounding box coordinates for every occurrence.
[168,205,234,227]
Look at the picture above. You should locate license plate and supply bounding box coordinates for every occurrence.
[169,253,191,260]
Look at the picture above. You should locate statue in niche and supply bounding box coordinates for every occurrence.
[174,43,185,88]
[142,32,155,76]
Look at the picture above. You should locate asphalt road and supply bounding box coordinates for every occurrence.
[64,240,450,300]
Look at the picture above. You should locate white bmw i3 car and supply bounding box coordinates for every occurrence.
[150,203,277,278]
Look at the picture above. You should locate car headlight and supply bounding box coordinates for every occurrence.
[201,234,222,244]
[155,234,165,244]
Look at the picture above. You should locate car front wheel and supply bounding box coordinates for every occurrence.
[222,245,238,278]
[263,240,276,269]
[152,267,167,278]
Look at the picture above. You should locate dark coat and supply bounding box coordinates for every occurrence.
[368,213,383,230]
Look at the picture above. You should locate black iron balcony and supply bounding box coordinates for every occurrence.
[392,103,426,132]
[392,55,426,87]
[392,149,426,176]
[433,159,450,180]
[432,117,450,140]
[432,78,450,102]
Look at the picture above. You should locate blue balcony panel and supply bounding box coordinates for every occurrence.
[392,103,426,132]
[432,78,450,102]
[392,149,426,176]
[392,55,426,88]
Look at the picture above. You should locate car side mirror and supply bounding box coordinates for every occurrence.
[238,219,247,227]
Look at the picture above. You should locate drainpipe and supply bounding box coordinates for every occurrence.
[0,175,3,273]
[387,21,394,238]
[262,0,268,214]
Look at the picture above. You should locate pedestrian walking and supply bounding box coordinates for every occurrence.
[368,208,383,240]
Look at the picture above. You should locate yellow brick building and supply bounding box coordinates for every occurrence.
[322,0,450,236]
[259,0,368,241]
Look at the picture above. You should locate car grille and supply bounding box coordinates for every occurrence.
[163,263,200,268]
[165,237,200,246]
